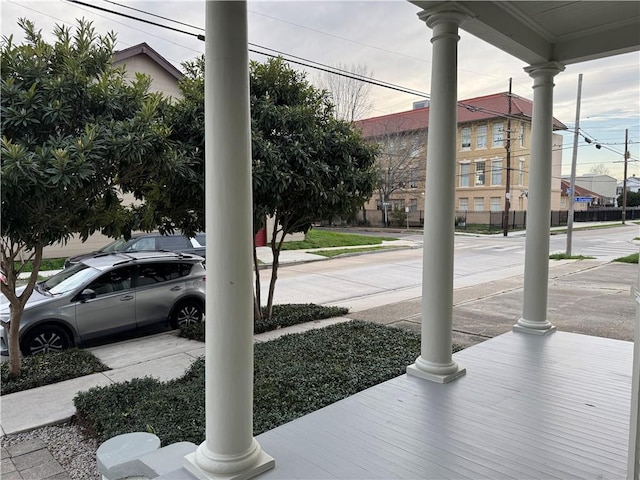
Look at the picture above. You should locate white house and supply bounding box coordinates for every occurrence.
[618,175,640,195]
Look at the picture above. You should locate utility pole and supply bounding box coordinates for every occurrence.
[566,73,583,256]
[622,128,629,224]
[502,78,512,236]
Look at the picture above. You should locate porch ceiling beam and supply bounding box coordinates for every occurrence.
[409,1,640,65]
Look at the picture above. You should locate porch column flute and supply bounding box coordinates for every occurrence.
[514,63,564,336]
[184,1,274,479]
[407,10,466,384]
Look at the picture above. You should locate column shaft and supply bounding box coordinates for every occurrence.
[184,1,274,478]
[407,11,466,384]
[515,63,564,335]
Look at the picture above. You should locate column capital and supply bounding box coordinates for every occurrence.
[418,9,467,29]
[524,61,565,79]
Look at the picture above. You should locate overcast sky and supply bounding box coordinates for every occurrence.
[2,0,639,180]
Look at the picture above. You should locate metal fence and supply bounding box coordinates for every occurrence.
[573,207,640,222]
[453,210,567,230]
[330,207,639,229]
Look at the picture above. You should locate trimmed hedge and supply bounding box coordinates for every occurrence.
[1,349,109,395]
[74,321,462,445]
[179,303,349,341]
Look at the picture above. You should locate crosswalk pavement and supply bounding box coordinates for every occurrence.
[455,238,638,259]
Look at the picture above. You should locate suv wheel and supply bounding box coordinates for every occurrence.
[21,325,71,356]
[171,300,203,328]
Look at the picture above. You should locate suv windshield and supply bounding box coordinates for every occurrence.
[42,263,100,295]
[97,238,129,253]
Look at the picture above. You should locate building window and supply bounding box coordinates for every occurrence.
[490,197,502,212]
[476,125,487,149]
[474,197,484,212]
[459,198,468,211]
[475,161,485,186]
[410,168,418,188]
[409,198,418,212]
[492,159,503,185]
[492,123,504,148]
[460,163,470,187]
[518,158,525,185]
[461,126,471,150]
[560,197,567,208]
[519,124,525,147]
[392,199,405,210]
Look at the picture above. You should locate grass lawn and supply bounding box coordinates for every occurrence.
[13,257,66,273]
[549,253,596,260]
[280,229,396,250]
[614,252,639,264]
[74,321,463,445]
[313,246,403,258]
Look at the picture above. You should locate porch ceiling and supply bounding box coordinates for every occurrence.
[409,1,640,65]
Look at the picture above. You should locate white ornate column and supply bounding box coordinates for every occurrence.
[514,62,564,336]
[184,1,274,479]
[407,10,466,384]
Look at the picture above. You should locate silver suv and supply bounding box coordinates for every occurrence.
[0,251,205,356]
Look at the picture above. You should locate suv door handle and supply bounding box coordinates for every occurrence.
[170,286,183,291]
[120,295,134,301]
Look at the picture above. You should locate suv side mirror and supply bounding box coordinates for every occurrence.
[77,289,96,302]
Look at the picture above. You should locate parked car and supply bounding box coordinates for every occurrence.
[63,232,206,268]
[0,251,206,356]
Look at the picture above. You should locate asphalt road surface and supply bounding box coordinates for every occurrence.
[260,224,638,308]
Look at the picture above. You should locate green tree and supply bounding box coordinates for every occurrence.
[158,57,378,321]
[0,19,180,375]
[618,190,640,207]
[250,58,378,319]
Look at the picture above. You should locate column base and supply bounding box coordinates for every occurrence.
[407,357,466,384]
[183,441,274,480]
[513,318,556,336]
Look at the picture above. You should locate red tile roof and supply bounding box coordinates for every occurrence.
[560,179,603,198]
[355,92,567,138]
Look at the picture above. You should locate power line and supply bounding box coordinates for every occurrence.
[64,0,547,125]
[18,0,637,159]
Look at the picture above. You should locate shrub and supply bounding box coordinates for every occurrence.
[74,321,463,445]
[255,304,348,334]
[1,349,109,395]
[179,303,349,341]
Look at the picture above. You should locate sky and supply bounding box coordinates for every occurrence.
[2,0,639,181]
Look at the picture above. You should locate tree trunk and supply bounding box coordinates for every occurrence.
[7,308,23,376]
[5,245,44,376]
[265,216,288,320]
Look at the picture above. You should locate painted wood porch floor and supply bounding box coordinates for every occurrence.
[256,330,633,479]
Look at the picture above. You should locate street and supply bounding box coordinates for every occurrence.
[260,224,639,310]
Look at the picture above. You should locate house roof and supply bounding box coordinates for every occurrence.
[113,42,183,81]
[355,92,567,138]
[560,179,603,198]
[618,176,640,187]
